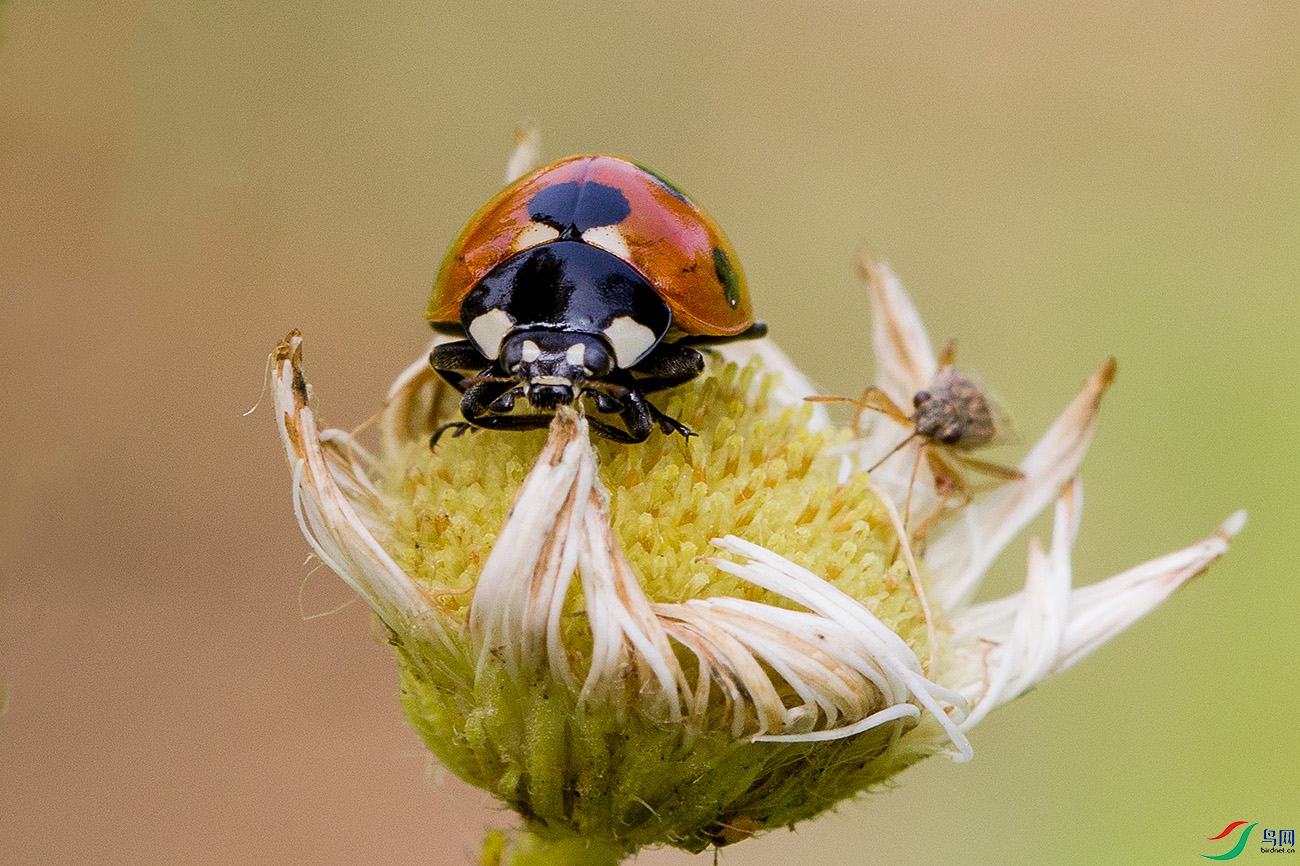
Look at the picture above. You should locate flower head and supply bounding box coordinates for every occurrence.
[272,187,1241,866]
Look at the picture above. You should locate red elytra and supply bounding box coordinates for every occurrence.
[427,155,755,337]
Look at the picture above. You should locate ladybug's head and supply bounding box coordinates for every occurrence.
[500,329,616,410]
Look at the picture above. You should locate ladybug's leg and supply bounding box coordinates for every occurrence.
[429,340,492,391]
[431,379,519,447]
[450,403,649,444]
[586,373,689,442]
[589,393,654,444]
[586,416,650,444]
[430,422,474,447]
[646,402,694,438]
[451,414,555,434]
[459,378,518,422]
[627,343,706,394]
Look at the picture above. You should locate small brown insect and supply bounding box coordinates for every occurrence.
[812,340,1023,539]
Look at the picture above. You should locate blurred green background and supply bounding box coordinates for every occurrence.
[1,2,1295,864]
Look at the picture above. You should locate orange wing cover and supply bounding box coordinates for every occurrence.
[427,155,753,336]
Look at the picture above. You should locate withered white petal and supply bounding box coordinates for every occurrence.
[1053,509,1245,672]
[707,536,974,760]
[957,480,1080,728]
[860,256,938,408]
[951,489,1243,720]
[576,481,690,722]
[468,408,592,685]
[504,124,541,184]
[273,334,449,648]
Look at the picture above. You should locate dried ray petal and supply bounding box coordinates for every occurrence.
[468,408,592,685]
[688,600,873,729]
[831,259,944,501]
[927,357,1117,609]
[957,480,1080,727]
[505,124,541,184]
[466,407,692,718]
[952,495,1243,718]
[272,332,447,644]
[655,605,787,736]
[758,704,921,744]
[380,339,446,454]
[709,537,921,683]
[706,535,973,760]
[577,484,690,722]
[1016,478,1079,687]
[1053,509,1245,673]
[859,255,938,409]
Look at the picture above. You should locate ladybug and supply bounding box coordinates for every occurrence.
[427,155,766,443]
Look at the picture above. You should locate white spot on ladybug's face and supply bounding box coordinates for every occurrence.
[468,308,514,360]
[565,342,586,369]
[581,225,632,262]
[521,340,541,363]
[602,316,657,368]
[513,221,562,250]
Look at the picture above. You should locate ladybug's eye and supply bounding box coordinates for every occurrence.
[940,428,962,445]
[913,390,931,408]
[580,339,614,378]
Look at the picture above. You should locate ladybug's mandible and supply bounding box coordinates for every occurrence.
[427,155,766,444]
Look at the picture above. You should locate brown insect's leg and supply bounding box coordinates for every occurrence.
[856,386,913,430]
[901,441,928,532]
[807,387,912,430]
[908,449,975,545]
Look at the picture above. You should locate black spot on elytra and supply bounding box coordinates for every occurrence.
[527,181,631,237]
[713,247,741,309]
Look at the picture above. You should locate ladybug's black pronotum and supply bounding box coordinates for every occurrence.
[427,155,766,444]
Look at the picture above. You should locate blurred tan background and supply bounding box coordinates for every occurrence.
[2,2,1296,864]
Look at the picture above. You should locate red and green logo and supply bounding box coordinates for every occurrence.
[1201,822,1258,860]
